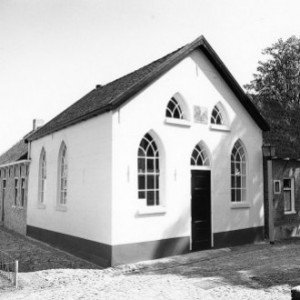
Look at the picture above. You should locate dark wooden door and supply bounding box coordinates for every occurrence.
[191,170,211,250]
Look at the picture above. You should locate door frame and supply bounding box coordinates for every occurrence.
[190,166,213,250]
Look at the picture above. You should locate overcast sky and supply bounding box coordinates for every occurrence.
[1,0,300,155]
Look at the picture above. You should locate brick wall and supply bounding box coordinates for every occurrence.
[0,162,29,235]
[271,159,300,239]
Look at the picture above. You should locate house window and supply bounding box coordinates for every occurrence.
[191,143,210,166]
[231,140,246,202]
[274,180,281,194]
[166,97,184,119]
[20,178,26,207]
[211,105,223,125]
[2,179,6,200]
[138,133,160,206]
[58,142,68,206]
[283,178,295,213]
[14,178,19,206]
[38,149,47,204]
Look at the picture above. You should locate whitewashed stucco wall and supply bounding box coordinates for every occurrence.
[27,113,113,244]
[111,49,264,246]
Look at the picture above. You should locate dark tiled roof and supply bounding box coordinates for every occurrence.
[0,130,34,165]
[27,35,269,142]
[0,139,28,165]
[253,98,300,159]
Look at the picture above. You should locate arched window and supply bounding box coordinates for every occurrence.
[138,133,160,206]
[58,142,68,205]
[38,148,47,204]
[231,140,246,202]
[211,105,223,125]
[166,97,184,119]
[191,143,210,166]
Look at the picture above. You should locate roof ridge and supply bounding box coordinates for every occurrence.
[26,34,268,142]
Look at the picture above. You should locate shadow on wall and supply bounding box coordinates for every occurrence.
[211,116,264,235]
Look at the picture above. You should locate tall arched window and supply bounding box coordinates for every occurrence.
[58,142,68,205]
[138,133,160,206]
[191,143,210,166]
[38,148,47,204]
[231,140,246,202]
[166,97,184,119]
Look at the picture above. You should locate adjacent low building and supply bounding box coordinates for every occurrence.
[256,98,300,240]
[0,133,30,234]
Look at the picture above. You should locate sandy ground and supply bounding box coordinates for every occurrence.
[0,227,299,299]
[1,240,299,299]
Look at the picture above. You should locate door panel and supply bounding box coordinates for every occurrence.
[191,170,211,250]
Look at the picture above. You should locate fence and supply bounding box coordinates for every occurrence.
[0,250,18,287]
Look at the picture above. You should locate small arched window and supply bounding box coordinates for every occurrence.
[191,143,210,166]
[38,148,46,204]
[231,140,246,202]
[138,133,160,206]
[211,105,223,125]
[58,142,68,205]
[166,97,184,119]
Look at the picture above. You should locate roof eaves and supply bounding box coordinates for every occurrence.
[27,103,114,142]
[110,36,206,109]
[199,40,270,131]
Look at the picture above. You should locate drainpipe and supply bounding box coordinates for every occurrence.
[262,144,276,244]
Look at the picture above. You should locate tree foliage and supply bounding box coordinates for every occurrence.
[245,36,300,107]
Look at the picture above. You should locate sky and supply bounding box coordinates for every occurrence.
[1,0,300,155]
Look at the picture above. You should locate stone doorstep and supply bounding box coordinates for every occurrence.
[104,248,232,276]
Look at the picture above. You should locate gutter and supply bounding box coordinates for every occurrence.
[0,159,31,169]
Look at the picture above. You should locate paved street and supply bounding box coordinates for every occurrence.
[1,237,300,299]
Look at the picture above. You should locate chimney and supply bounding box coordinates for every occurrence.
[33,119,44,131]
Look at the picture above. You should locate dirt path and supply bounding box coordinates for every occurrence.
[0,226,99,272]
[1,227,300,299]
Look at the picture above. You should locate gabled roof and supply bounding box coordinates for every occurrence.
[253,97,300,159]
[27,35,269,142]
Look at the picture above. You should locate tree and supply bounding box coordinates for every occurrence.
[245,36,300,107]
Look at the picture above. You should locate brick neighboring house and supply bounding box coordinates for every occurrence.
[255,98,300,240]
[0,120,42,234]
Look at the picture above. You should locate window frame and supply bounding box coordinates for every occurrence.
[164,94,191,127]
[137,133,166,215]
[38,148,47,208]
[56,142,68,211]
[283,178,295,214]
[210,103,230,132]
[230,140,248,205]
[20,177,26,207]
[14,177,19,207]
[274,180,281,194]
[138,133,160,206]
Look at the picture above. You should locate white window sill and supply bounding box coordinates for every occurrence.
[231,202,251,209]
[209,124,230,132]
[137,206,166,216]
[12,205,24,210]
[55,205,68,212]
[37,203,46,209]
[284,210,296,215]
[164,118,191,127]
